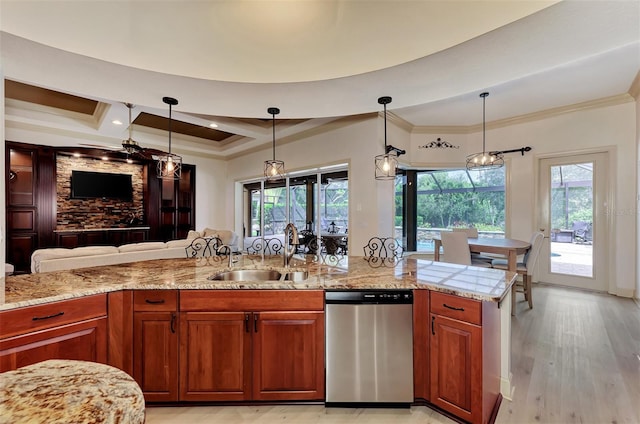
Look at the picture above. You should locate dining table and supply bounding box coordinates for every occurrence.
[433,236,531,272]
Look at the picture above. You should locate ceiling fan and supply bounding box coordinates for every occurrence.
[79,103,169,160]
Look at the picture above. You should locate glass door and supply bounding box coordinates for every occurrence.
[538,153,609,291]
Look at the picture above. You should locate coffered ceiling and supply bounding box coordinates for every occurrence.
[2,1,639,159]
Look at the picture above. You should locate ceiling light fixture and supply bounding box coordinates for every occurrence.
[466,92,504,171]
[112,119,123,125]
[264,107,285,181]
[122,103,142,154]
[209,123,218,128]
[375,96,405,180]
[157,96,182,180]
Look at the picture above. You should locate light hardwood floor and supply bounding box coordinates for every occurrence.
[146,285,640,424]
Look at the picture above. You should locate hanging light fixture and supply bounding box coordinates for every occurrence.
[122,103,142,154]
[375,96,405,180]
[466,92,504,171]
[264,107,285,180]
[157,96,182,180]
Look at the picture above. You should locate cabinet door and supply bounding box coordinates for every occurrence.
[253,311,324,401]
[134,312,178,402]
[179,312,251,401]
[0,318,107,372]
[430,314,482,423]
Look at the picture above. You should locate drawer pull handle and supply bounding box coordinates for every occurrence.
[145,299,165,304]
[443,303,465,312]
[32,311,64,321]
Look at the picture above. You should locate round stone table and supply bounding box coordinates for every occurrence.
[0,359,145,424]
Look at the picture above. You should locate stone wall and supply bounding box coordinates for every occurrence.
[57,155,144,229]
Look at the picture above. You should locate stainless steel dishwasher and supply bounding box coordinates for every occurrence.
[325,290,414,407]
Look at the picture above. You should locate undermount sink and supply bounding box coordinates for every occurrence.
[208,269,309,282]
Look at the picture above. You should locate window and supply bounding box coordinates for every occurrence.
[396,168,505,252]
[244,169,348,239]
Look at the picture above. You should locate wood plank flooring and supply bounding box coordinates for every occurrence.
[146,285,640,424]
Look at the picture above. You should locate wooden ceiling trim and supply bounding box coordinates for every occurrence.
[134,112,235,142]
[5,80,98,115]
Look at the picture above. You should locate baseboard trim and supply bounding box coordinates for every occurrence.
[500,373,514,401]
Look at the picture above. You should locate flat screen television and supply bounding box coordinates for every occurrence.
[71,170,133,201]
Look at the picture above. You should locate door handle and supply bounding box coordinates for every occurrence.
[431,316,435,335]
[254,313,259,333]
[32,311,64,321]
[170,313,176,333]
[245,313,250,333]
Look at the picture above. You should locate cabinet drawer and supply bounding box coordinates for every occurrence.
[133,290,178,311]
[180,290,324,312]
[0,294,107,339]
[430,291,481,325]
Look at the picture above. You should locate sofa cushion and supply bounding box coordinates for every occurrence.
[166,239,192,248]
[118,242,168,253]
[186,230,201,240]
[31,246,119,273]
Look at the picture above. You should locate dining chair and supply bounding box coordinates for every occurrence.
[452,227,478,238]
[440,232,492,267]
[491,231,544,315]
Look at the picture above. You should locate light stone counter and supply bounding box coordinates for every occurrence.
[0,359,145,424]
[2,255,516,311]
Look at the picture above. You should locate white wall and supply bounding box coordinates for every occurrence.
[411,100,637,296]
[225,115,408,255]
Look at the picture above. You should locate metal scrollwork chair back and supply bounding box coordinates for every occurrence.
[185,236,225,258]
[363,237,403,266]
[246,237,285,255]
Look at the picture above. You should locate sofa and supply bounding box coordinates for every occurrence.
[30,228,239,274]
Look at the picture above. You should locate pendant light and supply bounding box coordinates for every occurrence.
[122,103,142,154]
[157,96,182,180]
[466,92,504,171]
[264,107,285,180]
[375,96,401,180]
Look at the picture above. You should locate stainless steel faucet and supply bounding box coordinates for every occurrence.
[217,244,239,267]
[283,223,299,267]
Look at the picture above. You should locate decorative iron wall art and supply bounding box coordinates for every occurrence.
[418,137,459,149]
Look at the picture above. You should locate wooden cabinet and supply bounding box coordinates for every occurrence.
[55,228,150,248]
[179,290,324,402]
[179,312,251,401]
[5,142,56,273]
[429,291,501,424]
[413,289,430,401]
[147,164,196,241]
[252,311,324,401]
[133,290,178,402]
[0,294,108,372]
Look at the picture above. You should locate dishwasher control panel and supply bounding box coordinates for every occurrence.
[325,290,413,304]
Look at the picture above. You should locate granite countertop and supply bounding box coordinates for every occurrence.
[2,255,517,311]
[0,359,145,424]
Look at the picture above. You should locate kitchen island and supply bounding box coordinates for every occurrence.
[1,255,517,424]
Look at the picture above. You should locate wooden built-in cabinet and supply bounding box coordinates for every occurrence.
[133,290,179,402]
[179,290,325,402]
[428,291,501,424]
[0,294,108,372]
[55,228,149,248]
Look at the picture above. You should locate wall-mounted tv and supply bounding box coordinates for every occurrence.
[71,170,133,201]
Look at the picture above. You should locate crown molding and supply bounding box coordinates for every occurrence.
[629,70,640,101]
[412,94,634,134]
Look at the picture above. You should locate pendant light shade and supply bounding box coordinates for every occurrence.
[157,96,182,180]
[122,103,142,154]
[466,92,504,171]
[375,96,398,180]
[264,107,285,181]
